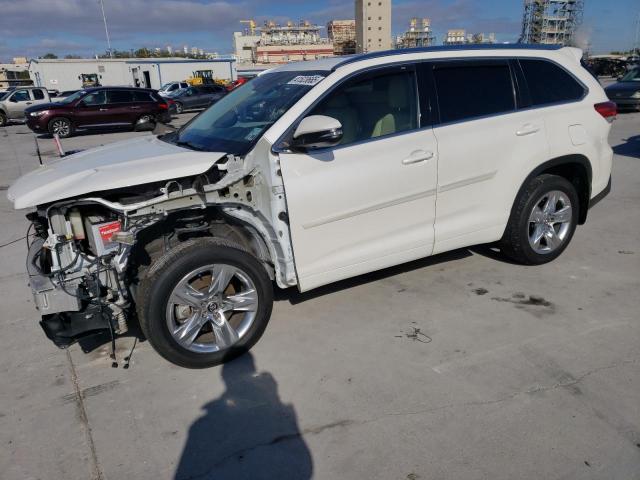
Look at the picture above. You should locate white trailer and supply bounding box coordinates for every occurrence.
[29,58,237,92]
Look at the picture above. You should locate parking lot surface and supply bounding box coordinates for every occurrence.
[1,109,639,480]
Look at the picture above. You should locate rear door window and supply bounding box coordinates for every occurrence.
[107,90,134,104]
[433,61,515,124]
[32,89,46,100]
[519,59,586,106]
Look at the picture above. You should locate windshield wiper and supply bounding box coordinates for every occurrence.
[175,140,205,151]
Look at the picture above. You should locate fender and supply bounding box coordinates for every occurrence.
[509,154,592,226]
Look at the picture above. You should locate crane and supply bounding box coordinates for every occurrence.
[240,20,257,36]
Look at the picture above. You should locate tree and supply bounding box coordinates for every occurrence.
[64,54,82,59]
[134,48,152,58]
[41,53,58,59]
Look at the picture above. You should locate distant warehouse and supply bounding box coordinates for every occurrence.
[29,57,237,92]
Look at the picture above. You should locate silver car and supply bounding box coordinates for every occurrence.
[0,87,51,126]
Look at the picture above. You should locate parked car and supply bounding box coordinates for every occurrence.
[605,67,640,111]
[7,45,614,368]
[0,87,51,126]
[24,87,171,138]
[167,84,226,113]
[54,90,81,101]
[158,81,190,97]
[226,76,249,91]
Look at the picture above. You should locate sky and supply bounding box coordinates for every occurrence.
[0,0,638,62]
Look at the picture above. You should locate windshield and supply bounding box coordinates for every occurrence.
[0,91,9,101]
[166,70,327,155]
[160,83,175,92]
[620,68,640,82]
[56,90,87,103]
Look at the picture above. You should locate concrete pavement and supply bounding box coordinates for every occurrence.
[0,110,638,480]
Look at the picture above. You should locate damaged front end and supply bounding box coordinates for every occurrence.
[27,205,136,348]
[18,143,296,351]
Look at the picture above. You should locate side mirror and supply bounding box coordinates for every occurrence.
[9,96,18,103]
[617,76,623,82]
[291,115,343,151]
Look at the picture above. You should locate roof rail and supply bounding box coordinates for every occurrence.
[332,43,564,70]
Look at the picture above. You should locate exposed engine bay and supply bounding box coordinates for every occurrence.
[23,146,296,354]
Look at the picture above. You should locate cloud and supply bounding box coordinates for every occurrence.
[0,0,242,37]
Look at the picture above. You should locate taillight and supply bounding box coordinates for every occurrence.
[594,101,617,122]
[158,102,168,110]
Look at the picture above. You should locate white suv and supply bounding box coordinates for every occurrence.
[8,45,614,368]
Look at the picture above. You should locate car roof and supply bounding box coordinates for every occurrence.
[266,44,566,74]
[84,86,157,92]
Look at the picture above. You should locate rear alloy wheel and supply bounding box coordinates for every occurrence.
[48,117,73,138]
[137,238,273,368]
[527,190,573,254]
[501,174,579,265]
[174,101,184,114]
[134,114,155,131]
[0,112,6,127]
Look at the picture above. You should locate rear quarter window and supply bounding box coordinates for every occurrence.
[32,89,46,100]
[133,91,154,102]
[519,59,586,106]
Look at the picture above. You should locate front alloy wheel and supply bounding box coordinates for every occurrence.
[137,238,273,368]
[166,264,259,353]
[49,118,72,138]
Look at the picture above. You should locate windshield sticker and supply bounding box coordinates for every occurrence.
[287,75,324,87]
[245,127,263,141]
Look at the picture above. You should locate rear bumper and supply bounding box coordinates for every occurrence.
[157,111,172,123]
[589,176,611,210]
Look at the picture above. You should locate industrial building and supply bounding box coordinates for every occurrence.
[355,0,392,53]
[396,18,436,49]
[443,29,496,45]
[28,58,237,92]
[327,20,357,55]
[256,21,334,64]
[520,0,584,45]
[0,59,30,89]
[443,29,468,45]
[233,20,335,65]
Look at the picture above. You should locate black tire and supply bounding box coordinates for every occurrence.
[500,174,579,265]
[136,238,273,369]
[47,117,74,138]
[0,112,6,127]
[174,101,184,114]
[134,114,156,132]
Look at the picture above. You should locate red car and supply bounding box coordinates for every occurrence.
[226,76,249,91]
[25,87,171,138]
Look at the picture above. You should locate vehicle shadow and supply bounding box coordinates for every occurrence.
[276,248,475,305]
[174,353,313,480]
[613,134,640,159]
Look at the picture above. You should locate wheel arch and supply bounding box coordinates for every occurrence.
[511,154,592,226]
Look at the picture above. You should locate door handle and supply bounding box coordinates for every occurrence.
[402,150,434,165]
[26,102,33,105]
[516,124,541,136]
[130,106,141,110]
[99,108,108,111]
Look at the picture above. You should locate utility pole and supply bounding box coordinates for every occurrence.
[635,12,640,54]
[99,0,113,58]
